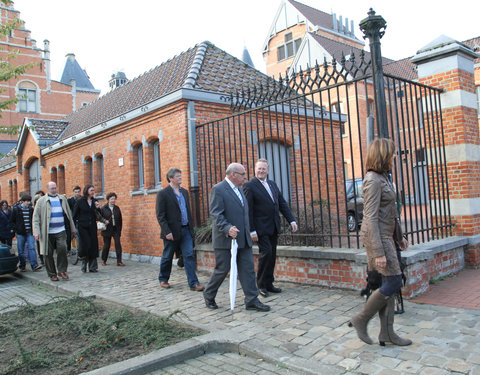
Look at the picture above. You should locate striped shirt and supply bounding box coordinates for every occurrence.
[20,205,32,233]
[48,195,65,234]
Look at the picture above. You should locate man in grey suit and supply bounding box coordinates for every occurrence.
[203,163,270,312]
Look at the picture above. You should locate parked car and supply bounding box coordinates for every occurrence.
[0,244,19,275]
[346,178,363,232]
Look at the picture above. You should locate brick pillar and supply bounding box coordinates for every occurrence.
[50,168,57,185]
[412,36,480,267]
[8,181,13,205]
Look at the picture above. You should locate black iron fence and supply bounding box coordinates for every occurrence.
[195,52,452,248]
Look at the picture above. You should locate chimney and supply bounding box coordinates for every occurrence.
[332,13,337,32]
[43,39,51,92]
[345,18,349,34]
[351,20,354,37]
[339,15,343,33]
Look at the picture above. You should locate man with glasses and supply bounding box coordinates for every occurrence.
[203,163,270,312]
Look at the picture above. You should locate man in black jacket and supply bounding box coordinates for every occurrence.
[244,159,297,297]
[10,194,42,272]
[155,168,203,291]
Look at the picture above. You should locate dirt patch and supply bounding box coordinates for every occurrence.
[0,295,205,374]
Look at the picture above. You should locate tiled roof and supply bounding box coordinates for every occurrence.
[383,57,417,81]
[0,147,16,168]
[288,0,333,30]
[58,41,274,142]
[309,33,417,81]
[462,36,480,63]
[29,119,70,141]
[0,141,17,156]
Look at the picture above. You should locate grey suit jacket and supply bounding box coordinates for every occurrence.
[209,179,252,249]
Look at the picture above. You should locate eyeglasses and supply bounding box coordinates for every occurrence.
[235,171,246,176]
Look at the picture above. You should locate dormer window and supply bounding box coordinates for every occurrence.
[277,32,302,61]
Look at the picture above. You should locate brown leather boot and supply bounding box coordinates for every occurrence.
[349,289,388,344]
[378,297,412,346]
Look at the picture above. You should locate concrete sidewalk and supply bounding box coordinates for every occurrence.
[10,259,480,374]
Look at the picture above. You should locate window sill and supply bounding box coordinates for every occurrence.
[146,187,162,195]
[130,189,146,196]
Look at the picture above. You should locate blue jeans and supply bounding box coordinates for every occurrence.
[17,233,38,270]
[158,227,199,287]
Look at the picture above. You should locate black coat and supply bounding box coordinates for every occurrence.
[0,209,14,240]
[73,197,102,258]
[100,204,122,237]
[9,205,34,235]
[155,185,194,241]
[243,177,295,237]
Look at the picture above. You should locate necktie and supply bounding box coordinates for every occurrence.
[234,187,244,206]
[262,180,274,201]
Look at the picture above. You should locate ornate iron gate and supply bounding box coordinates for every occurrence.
[195,51,452,248]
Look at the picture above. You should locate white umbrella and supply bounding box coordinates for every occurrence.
[229,239,238,311]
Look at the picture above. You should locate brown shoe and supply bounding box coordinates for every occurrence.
[50,275,59,281]
[117,262,125,266]
[160,282,171,289]
[59,272,69,280]
[190,284,205,292]
[101,261,107,266]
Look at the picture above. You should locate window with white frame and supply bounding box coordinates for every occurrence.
[18,82,38,113]
[277,32,302,61]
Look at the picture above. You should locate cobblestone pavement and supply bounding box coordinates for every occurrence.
[8,260,480,374]
[0,273,66,313]
[149,352,305,375]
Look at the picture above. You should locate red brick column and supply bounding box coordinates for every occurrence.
[412,37,480,267]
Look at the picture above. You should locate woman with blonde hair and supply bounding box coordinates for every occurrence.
[349,138,411,346]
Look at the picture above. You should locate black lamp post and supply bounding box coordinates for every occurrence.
[360,9,389,139]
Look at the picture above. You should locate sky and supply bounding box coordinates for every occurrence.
[12,0,480,95]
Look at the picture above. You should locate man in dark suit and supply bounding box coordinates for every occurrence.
[155,168,204,291]
[244,158,297,297]
[203,163,270,312]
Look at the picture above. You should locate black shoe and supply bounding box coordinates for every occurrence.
[205,298,218,310]
[177,257,184,268]
[258,288,269,297]
[246,300,271,312]
[267,285,282,293]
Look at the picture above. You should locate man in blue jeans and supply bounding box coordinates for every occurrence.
[10,194,42,272]
[155,168,204,291]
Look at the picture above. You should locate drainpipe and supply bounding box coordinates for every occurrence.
[187,101,200,226]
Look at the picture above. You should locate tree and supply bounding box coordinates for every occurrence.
[0,0,35,135]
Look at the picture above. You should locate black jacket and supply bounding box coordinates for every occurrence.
[100,204,122,237]
[73,197,102,229]
[9,205,34,236]
[243,177,295,237]
[155,185,194,241]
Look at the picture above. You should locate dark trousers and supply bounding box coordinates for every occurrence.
[45,231,68,277]
[102,227,122,263]
[256,233,278,289]
[204,247,259,305]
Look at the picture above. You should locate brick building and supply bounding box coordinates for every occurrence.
[0,2,99,151]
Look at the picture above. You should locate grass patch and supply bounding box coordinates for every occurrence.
[0,295,205,375]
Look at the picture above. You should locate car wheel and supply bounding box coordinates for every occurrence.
[347,212,357,232]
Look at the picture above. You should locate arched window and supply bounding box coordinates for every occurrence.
[17,81,38,113]
[93,154,104,195]
[58,165,66,194]
[133,145,144,190]
[50,167,57,185]
[153,140,161,187]
[258,140,291,201]
[84,157,93,186]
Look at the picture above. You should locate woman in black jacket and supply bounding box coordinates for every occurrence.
[0,200,14,246]
[73,185,108,273]
[100,192,124,266]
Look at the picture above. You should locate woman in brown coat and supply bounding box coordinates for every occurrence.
[349,138,411,346]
